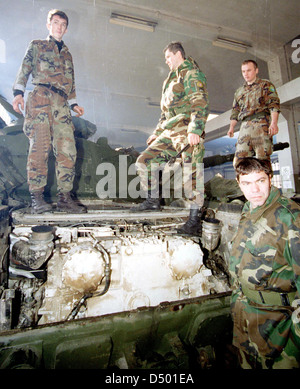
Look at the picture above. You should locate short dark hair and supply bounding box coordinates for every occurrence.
[47,9,69,27]
[164,41,185,59]
[242,59,258,69]
[235,158,273,181]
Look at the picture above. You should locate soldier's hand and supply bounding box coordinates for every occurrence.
[227,128,234,137]
[73,105,84,117]
[188,133,200,146]
[228,120,237,137]
[268,122,278,136]
[12,95,24,115]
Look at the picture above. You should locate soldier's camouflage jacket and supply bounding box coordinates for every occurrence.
[154,57,209,137]
[13,35,77,106]
[230,77,280,122]
[229,186,300,360]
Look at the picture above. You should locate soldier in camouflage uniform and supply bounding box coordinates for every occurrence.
[227,60,280,167]
[229,158,300,369]
[133,42,209,235]
[12,9,86,213]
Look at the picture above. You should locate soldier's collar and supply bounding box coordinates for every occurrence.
[47,35,64,52]
[48,35,64,45]
[174,57,196,77]
[244,77,261,87]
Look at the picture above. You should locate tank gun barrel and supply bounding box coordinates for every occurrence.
[203,142,289,168]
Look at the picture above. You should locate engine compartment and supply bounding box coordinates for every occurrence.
[0,202,242,369]
[1,203,241,330]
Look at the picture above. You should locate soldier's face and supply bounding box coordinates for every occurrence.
[241,63,258,84]
[165,49,183,70]
[47,15,68,42]
[238,171,272,208]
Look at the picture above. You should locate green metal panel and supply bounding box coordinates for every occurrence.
[0,292,232,369]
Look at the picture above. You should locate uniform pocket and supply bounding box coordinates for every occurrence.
[242,241,277,286]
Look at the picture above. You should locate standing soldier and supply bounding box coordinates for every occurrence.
[229,157,300,369]
[12,9,86,213]
[227,60,280,167]
[132,42,209,235]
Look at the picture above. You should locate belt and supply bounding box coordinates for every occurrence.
[242,112,269,122]
[38,84,68,100]
[240,282,296,306]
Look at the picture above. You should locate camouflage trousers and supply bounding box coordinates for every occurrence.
[24,85,76,193]
[237,336,300,369]
[136,123,205,207]
[231,296,300,369]
[233,117,273,167]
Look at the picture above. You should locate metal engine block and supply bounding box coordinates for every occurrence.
[0,204,242,369]
[8,222,231,327]
[2,203,242,329]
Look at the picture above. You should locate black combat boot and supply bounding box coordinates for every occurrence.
[177,208,201,235]
[56,192,87,213]
[131,192,161,212]
[30,191,52,214]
